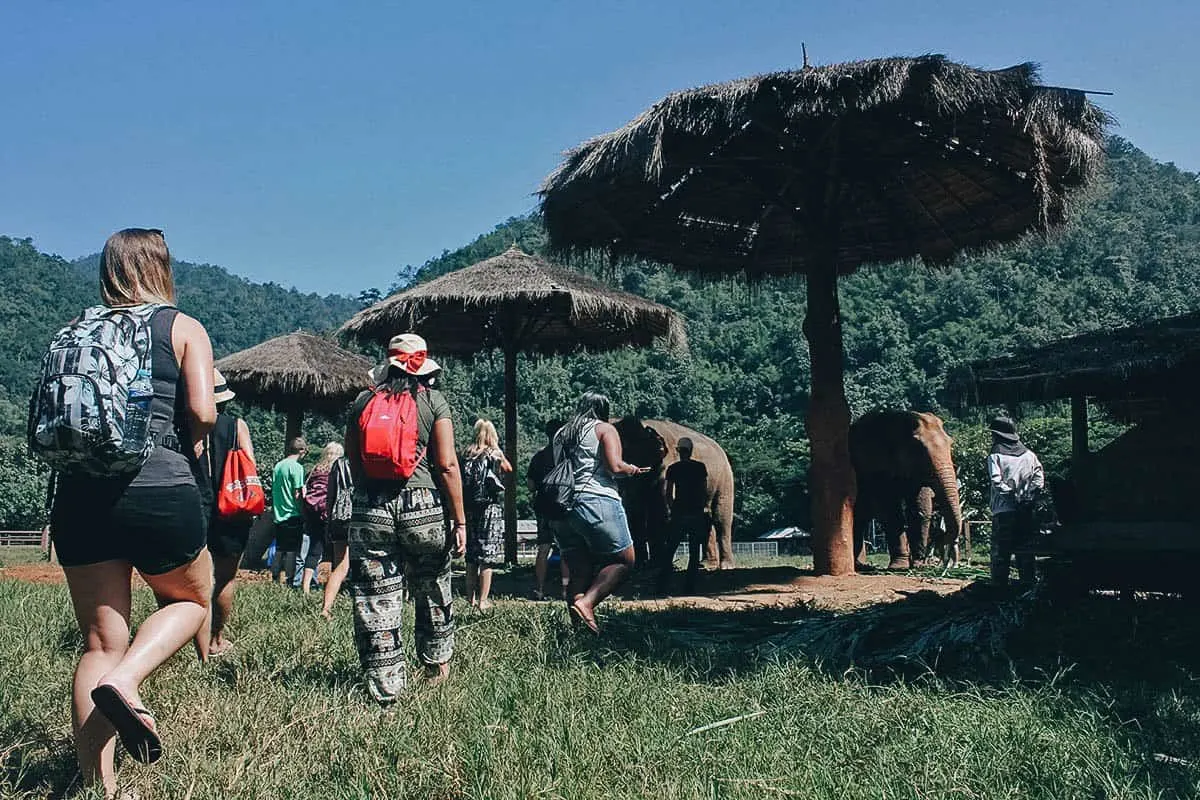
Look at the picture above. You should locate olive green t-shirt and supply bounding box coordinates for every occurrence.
[350,387,451,490]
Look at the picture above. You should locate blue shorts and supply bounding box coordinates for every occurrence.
[558,493,633,556]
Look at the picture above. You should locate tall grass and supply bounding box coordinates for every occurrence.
[0,574,1196,799]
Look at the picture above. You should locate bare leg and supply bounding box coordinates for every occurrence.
[322,541,349,619]
[97,552,212,719]
[576,546,635,620]
[465,562,478,606]
[561,548,593,610]
[301,567,316,595]
[478,567,494,610]
[206,552,241,656]
[534,544,552,598]
[63,560,134,797]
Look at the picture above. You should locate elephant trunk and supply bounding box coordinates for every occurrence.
[932,463,963,546]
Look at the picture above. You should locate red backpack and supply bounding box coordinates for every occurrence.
[358,387,427,481]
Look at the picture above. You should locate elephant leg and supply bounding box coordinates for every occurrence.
[906,486,934,565]
[853,493,871,568]
[883,499,909,570]
[708,489,734,569]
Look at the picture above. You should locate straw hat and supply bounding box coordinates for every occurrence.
[369,333,441,384]
[213,368,236,404]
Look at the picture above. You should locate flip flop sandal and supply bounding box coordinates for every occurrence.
[569,602,600,635]
[91,685,162,764]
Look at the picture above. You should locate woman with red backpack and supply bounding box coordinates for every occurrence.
[299,442,344,595]
[344,333,467,703]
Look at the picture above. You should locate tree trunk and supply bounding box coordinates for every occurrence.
[804,265,856,576]
[503,346,519,565]
[285,408,303,444]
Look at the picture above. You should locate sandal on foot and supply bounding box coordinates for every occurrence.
[569,602,599,635]
[90,684,162,764]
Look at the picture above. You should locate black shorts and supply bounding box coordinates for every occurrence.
[274,516,305,551]
[207,515,253,558]
[51,481,207,575]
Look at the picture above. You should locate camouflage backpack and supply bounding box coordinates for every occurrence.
[27,304,170,477]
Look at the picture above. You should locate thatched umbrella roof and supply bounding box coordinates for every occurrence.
[541,56,1107,275]
[338,246,686,563]
[215,332,372,440]
[338,246,686,353]
[539,54,1108,576]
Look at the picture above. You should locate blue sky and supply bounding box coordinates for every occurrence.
[2,0,1196,295]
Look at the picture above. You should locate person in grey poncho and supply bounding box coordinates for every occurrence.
[986,416,1045,588]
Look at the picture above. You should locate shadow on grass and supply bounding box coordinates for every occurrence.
[596,584,1200,685]
[0,719,78,799]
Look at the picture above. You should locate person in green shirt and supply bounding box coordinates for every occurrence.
[271,437,308,586]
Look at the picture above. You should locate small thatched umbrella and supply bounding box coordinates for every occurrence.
[214,332,373,441]
[338,246,686,563]
[540,55,1108,576]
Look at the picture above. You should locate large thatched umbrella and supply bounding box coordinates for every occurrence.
[214,332,373,441]
[539,55,1108,576]
[338,246,686,563]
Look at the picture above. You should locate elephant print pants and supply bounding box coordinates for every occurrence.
[990,508,1036,587]
[348,485,454,704]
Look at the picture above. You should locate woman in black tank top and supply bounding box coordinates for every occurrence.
[49,229,217,795]
[198,369,258,658]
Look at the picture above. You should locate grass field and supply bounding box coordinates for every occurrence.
[1,562,1198,799]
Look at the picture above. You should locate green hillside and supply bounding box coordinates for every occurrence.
[1,137,1198,531]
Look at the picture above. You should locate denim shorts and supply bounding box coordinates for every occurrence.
[558,493,633,556]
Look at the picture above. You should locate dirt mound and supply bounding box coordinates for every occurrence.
[3,561,969,613]
[621,567,969,612]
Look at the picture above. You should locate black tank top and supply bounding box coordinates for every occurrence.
[128,307,198,488]
[202,412,238,509]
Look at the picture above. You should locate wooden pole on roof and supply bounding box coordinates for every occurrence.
[285,408,303,444]
[1071,395,1089,466]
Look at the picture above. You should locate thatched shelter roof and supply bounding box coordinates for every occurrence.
[214,332,372,415]
[337,246,686,353]
[955,312,1200,406]
[540,55,1108,276]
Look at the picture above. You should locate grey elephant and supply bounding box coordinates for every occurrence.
[849,410,963,570]
[612,418,736,573]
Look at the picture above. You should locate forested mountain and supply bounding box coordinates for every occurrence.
[0,242,358,428]
[1,137,1197,531]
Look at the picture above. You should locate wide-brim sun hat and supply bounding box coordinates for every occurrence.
[988,416,1020,442]
[369,332,441,384]
[213,368,236,404]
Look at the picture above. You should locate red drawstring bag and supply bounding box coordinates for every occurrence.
[217,440,265,518]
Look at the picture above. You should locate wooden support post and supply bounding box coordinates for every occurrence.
[805,264,856,577]
[503,345,519,565]
[285,408,303,444]
[1071,395,1089,467]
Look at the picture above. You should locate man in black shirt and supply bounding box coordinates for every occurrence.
[661,437,709,594]
[527,419,566,599]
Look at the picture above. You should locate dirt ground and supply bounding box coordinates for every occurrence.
[618,566,969,612]
[0,559,970,612]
